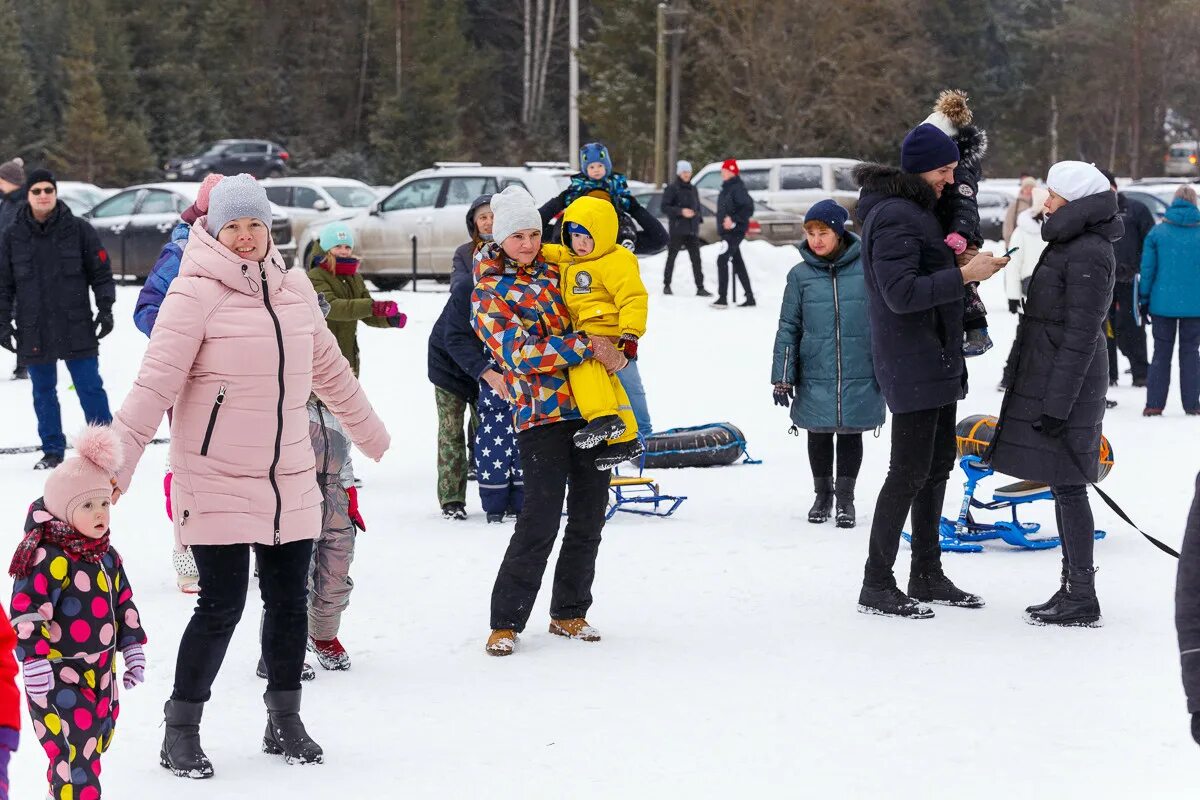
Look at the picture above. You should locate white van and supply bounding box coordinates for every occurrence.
[691,157,861,216]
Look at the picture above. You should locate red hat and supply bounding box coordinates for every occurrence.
[721,159,739,176]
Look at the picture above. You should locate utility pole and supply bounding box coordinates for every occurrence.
[395,0,405,98]
[667,9,682,176]
[654,3,667,187]
[569,0,579,169]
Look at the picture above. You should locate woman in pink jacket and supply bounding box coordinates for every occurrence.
[110,175,390,776]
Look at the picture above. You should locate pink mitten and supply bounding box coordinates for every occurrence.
[944,232,968,255]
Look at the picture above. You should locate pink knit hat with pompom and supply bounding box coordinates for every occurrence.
[44,425,124,524]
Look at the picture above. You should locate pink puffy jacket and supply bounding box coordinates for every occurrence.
[112,220,390,547]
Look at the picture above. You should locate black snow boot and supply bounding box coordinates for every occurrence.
[257,656,315,681]
[1026,567,1101,627]
[834,477,856,529]
[33,453,63,471]
[1024,564,1068,615]
[857,583,934,619]
[262,689,324,765]
[161,699,214,779]
[573,415,627,449]
[594,438,645,471]
[908,568,985,608]
[807,478,835,524]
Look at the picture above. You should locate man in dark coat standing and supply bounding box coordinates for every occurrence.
[0,169,115,470]
[713,158,755,308]
[0,157,28,381]
[1100,169,1153,387]
[1177,472,1200,748]
[661,160,709,296]
[853,124,1008,618]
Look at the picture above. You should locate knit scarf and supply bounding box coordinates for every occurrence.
[10,508,112,579]
[323,256,360,276]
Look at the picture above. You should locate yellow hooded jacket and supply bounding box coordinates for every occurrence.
[543,196,648,339]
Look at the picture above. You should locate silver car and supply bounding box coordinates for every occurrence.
[261,177,379,255]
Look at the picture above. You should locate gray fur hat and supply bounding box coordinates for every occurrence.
[205,173,272,237]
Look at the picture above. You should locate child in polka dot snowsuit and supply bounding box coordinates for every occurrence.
[8,426,146,800]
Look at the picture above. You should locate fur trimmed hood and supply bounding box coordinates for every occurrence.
[853,163,937,225]
[952,125,988,171]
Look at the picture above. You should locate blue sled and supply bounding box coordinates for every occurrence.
[902,455,1107,553]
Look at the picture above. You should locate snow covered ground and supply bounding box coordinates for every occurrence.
[3,240,1197,797]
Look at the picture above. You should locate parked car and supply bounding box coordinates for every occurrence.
[976,188,1014,242]
[1164,141,1200,178]
[1122,182,1194,223]
[261,177,379,255]
[57,181,112,216]
[691,157,861,217]
[295,163,573,289]
[84,182,295,280]
[634,189,806,246]
[164,139,290,181]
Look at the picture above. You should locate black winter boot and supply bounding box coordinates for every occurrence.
[807,478,835,524]
[834,477,856,529]
[263,689,324,765]
[1026,567,1101,627]
[908,568,985,608]
[573,415,627,449]
[161,699,214,779]
[1024,565,1068,615]
[857,583,934,619]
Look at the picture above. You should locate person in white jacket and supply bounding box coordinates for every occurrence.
[1004,187,1050,313]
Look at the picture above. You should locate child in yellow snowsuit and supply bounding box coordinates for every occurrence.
[542,196,648,469]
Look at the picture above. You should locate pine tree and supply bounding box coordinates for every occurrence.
[0,0,39,159]
[52,28,112,182]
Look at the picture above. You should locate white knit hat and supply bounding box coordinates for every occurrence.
[1045,161,1110,203]
[490,185,542,246]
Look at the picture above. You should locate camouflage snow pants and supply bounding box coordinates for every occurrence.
[436,387,473,507]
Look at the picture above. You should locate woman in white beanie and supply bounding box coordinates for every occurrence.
[989,161,1121,627]
[470,185,628,657]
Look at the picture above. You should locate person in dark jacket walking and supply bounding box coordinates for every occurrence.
[662,160,709,296]
[1139,185,1200,416]
[0,158,27,382]
[0,169,115,470]
[853,125,1008,619]
[1177,471,1200,747]
[429,195,499,520]
[989,161,1120,627]
[714,159,755,308]
[771,200,885,529]
[1100,169,1153,387]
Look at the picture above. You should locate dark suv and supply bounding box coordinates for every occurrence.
[164,139,289,180]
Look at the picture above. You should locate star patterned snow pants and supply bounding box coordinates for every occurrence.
[474,379,524,517]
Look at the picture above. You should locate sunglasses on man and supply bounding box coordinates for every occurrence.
[29,187,56,196]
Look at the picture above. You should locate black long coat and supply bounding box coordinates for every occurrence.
[854,163,966,415]
[661,177,702,238]
[989,190,1121,485]
[1177,472,1200,713]
[0,201,114,365]
[716,175,754,238]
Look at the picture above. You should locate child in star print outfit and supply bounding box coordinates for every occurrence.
[8,425,145,800]
[475,372,525,524]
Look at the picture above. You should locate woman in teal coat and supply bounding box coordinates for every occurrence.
[771,200,885,528]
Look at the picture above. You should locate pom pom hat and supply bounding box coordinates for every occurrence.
[44,425,124,524]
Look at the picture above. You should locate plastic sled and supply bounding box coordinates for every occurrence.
[902,455,1107,553]
[606,437,687,520]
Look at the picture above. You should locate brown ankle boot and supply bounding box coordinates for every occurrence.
[486,629,517,656]
[548,618,601,641]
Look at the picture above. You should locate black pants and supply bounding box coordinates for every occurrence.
[807,432,864,480]
[716,234,753,301]
[664,233,704,290]
[864,403,957,587]
[1053,484,1095,571]
[172,538,313,702]
[1108,281,1147,382]
[491,419,612,631]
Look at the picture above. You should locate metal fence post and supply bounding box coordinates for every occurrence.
[411,234,418,291]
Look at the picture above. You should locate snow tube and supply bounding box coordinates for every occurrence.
[955,413,1114,482]
[643,423,749,469]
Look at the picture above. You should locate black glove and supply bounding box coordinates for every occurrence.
[94,310,114,340]
[1192,712,1200,746]
[0,324,14,353]
[1008,299,1020,314]
[1035,414,1068,438]
[1139,303,1151,324]
[773,383,793,407]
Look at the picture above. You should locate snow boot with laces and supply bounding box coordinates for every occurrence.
[807,478,835,524]
[908,568,985,608]
[834,477,856,529]
[262,689,324,765]
[308,636,351,671]
[161,699,214,779]
[1026,567,1101,627]
[549,617,602,641]
[573,415,627,449]
[857,583,934,619]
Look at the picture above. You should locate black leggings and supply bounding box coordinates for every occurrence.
[807,432,863,480]
[1053,484,1095,571]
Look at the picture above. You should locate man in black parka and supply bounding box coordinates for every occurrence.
[1100,169,1154,386]
[0,157,28,381]
[714,158,755,307]
[854,124,1007,619]
[661,160,709,296]
[0,168,114,470]
[1177,472,1200,748]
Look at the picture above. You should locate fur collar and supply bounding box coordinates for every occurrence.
[853,163,937,224]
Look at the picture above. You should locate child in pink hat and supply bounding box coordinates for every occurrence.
[8,425,146,800]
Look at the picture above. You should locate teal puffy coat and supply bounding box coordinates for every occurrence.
[1140,199,1200,318]
[770,233,885,433]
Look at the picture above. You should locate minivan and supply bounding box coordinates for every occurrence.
[690,157,861,216]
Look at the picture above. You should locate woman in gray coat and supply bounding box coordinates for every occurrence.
[989,161,1121,627]
[771,201,885,528]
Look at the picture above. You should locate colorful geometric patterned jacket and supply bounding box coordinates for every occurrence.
[471,242,593,432]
